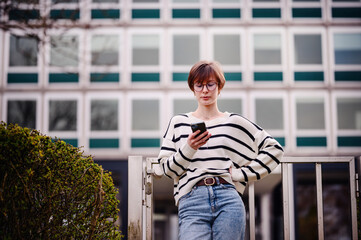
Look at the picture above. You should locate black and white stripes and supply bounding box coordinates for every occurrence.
[158,112,284,206]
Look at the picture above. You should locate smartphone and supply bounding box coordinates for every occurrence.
[191,122,207,138]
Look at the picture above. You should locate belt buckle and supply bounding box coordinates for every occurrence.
[204,177,216,186]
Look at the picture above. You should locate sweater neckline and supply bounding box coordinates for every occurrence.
[187,111,231,125]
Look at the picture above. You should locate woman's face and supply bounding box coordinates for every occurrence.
[193,79,219,106]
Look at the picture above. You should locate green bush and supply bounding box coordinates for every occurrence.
[0,122,123,239]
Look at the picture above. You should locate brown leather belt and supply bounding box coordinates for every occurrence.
[196,177,228,186]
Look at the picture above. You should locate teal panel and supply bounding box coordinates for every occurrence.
[224,72,242,82]
[253,8,281,18]
[173,72,189,82]
[49,73,79,83]
[212,8,241,18]
[9,9,40,20]
[296,137,327,147]
[50,9,80,20]
[91,9,120,19]
[91,73,119,83]
[337,136,361,147]
[292,8,322,18]
[254,72,283,81]
[89,138,119,149]
[172,9,200,19]
[294,72,324,81]
[274,137,285,147]
[131,138,160,148]
[8,73,38,84]
[332,8,361,18]
[62,138,78,147]
[132,73,160,82]
[132,9,160,19]
[334,71,361,82]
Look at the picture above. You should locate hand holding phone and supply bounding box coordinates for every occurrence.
[191,122,207,138]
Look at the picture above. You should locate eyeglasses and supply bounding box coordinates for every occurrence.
[194,82,217,92]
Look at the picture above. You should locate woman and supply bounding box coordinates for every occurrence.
[158,60,284,240]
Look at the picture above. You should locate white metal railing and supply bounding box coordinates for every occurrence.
[128,156,360,240]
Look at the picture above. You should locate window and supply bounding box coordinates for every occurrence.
[9,35,38,67]
[334,33,361,65]
[332,31,361,83]
[213,34,241,65]
[49,100,77,131]
[254,34,281,65]
[87,94,122,150]
[132,34,159,66]
[8,33,39,84]
[173,34,200,66]
[251,30,284,82]
[255,98,283,130]
[45,93,82,147]
[128,93,163,150]
[91,35,119,66]
[292,93,329,150]
[7,100,37,129]
[291,29,326,83]
[50,35,78,67]
[334,93,361,148]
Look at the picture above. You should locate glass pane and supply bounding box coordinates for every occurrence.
[132,35,159,66]
[218,99,243,114]
[173,0,199,2]
[296,98,325,130]
[52,0,79,3]
[294,34,322,64]
[7,100,36,129]
[50,35,78,67]
[255,98,283,130]
[334,33,361,65]
[173,35,199,65]
[93,0,118,2]
[133,0,158,2]
[49,100,77,131]
[337,98,361,130]
[91,100,118,131]
[132,99,159,130]
[173,99,197,115]
[10,35,38,66]
[91,35,119,66]
[214,34,241,65]
[213,0,240,2]
[254,34,281,65]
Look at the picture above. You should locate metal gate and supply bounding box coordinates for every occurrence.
[128,156,360,240]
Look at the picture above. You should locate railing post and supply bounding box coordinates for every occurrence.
[248,182,255,240]
[315,163,324,240]
[282,162,290,240]
[128,156,144,240]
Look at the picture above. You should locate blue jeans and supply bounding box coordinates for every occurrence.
[178,182,246,240]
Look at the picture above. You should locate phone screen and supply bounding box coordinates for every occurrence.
[191,122,206,138]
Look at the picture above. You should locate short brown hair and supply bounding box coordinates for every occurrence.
[187,60,226,93]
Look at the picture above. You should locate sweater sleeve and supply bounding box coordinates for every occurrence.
[231,128,284,183]
[157,117,196,179]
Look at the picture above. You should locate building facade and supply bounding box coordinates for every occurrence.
[1,0,360,239]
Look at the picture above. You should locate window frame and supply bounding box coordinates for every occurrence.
[329,27,361,86]
[126,91,165,154]
[4,29,43,88]
[2,92,42,131]
[290,91,331,153]
[45,28,84,88]
[332,91,361,153]
[128,28,164,87]
[43,92,83,146]
[85,92,123,153]
[248,27,287,85]
[288,27,328,86]
[250,91,289,150]
[86,28,123,88]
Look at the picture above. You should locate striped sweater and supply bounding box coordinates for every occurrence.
[158,112,284,206]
